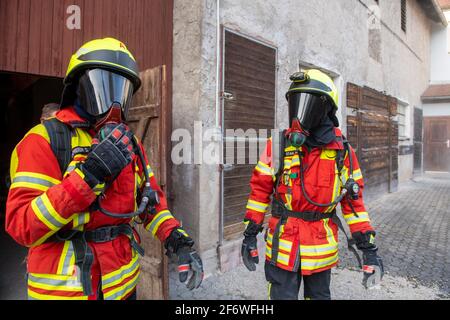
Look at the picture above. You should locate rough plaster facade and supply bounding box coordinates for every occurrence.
[423,13,450,118]
[172,0,434,275]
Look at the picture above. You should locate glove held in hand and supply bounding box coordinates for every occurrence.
[82,123,135,184]
[241,220,263,272]
[165,228,204,290]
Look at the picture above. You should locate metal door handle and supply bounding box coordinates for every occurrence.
[447,139,450,148]
[222,164,234,171]
[221,91,235,101]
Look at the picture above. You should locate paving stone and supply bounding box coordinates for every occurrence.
[169,174,450,299]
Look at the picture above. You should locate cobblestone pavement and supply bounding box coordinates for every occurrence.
[169,173,450,300]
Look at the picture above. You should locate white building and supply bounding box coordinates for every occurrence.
[421,0,450,172]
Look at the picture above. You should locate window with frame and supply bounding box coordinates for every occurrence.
[398,102,410,139]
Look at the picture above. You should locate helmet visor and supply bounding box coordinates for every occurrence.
[288,92,330,130]
[77,69,134,118]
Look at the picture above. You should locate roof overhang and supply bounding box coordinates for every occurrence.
[421,83,450,103]
[420,0,448,26]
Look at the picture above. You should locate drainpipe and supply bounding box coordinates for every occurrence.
[216,0,224,248]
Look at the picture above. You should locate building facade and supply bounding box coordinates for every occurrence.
[171,0,446,274]
[421,2,450,172]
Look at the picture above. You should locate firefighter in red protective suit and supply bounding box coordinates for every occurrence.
[241,69,384,300]
[6,38,203,300]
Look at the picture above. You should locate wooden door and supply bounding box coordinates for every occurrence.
[222,30,276,240]
[347,83,399,197]
[127,65,170,299]
[424,117,450,172]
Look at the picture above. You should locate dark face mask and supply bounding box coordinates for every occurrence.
[287,92,337,148]
[287,92,330,130]
[76,68,134,121]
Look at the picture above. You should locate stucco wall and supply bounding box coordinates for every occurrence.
[423,102,450,116]
[430,11,450,83]
[172,0,433,273]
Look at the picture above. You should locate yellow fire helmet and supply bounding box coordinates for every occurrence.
[65,37,141,90]
[61,37,141,109]
[286,69,338,109]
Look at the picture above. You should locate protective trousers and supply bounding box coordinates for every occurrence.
[265,262,331,300]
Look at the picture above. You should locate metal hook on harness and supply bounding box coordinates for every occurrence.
[95,135,160,219]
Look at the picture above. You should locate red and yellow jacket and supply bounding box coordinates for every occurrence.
[5,107,180,300]
[245,128,374,275]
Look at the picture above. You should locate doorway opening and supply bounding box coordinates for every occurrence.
[0,71,63,299]
[424,116,450,173]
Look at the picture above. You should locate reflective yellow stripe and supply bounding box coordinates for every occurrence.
[10,181,48,192]
[283,158,292,170]
[255,161,274,176]
[25,124,51,143]
[300,243,338,257]
[41,193,70,225]
[135,171,143,191]
[146,165,155,178]
[301,252,339,270]
[28,273,83,292]
[284,145,297,152]
[323,218,337,245]
[64,161,78,177]
[285,171,294,210]
[10,172,61,192]
[341,167,363,184]
[10,124,49,181]
[246,199,269,213]
[31,193,70,231]
[102,254,140,290]
[72,212,90,228]
[56,241,76,275]
[325,164,341,213]
[92,182,105,196]
[57,241,71,274]
[103,270,140,300]
[30,230,56,247]
[343,212,370,225]
[352,168,363,181]
[28,288,88,300]
[290,154,300,168]
[146,210,175,236]
[177,228,189,237]
[265,246,290,265]
[15,172,60,185]
[74,167,85,179]
[266,233,292,252]
[31,198,58,231]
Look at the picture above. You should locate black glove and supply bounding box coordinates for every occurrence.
[353,231,384,289]
[241,220,263,272]
[81,123,135,186]
[165,228,204,290]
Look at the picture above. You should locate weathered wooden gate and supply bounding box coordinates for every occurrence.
[221,29,276,240]
[424,116,450,172]
[347,83,398,198]
[127,65,170,300]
